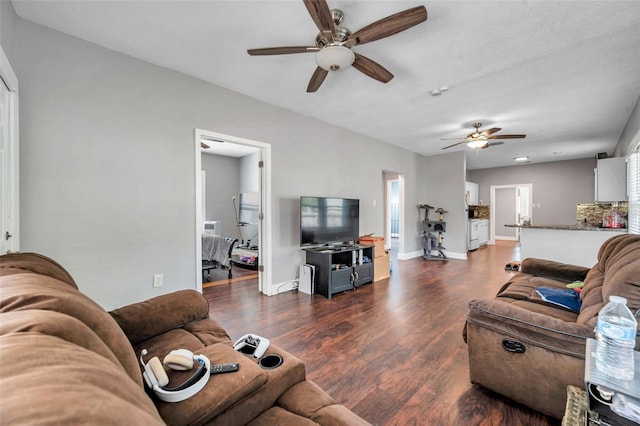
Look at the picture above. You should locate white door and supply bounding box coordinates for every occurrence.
[515,185,532,239]
[0,68,18,254]
[490,184,533,243]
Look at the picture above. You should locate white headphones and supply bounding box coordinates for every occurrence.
[139,349,210,403]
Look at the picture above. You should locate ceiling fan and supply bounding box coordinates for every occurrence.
[441,122,526,150]
[247,0,428,92]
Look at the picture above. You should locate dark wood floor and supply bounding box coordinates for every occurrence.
[203,242,559,426]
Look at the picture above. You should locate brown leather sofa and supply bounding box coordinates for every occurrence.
[0,252,370,425]
[464,233,640,419]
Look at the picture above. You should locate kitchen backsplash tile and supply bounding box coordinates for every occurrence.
[469,205,490,219]
[576,202,628,226]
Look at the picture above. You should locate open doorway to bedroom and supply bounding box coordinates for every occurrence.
[194,129,272,295]
[383,171,404,269]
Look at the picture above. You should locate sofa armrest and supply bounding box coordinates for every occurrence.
[467,298,594,357]
[520,258,590,283]
[109,290,210,345]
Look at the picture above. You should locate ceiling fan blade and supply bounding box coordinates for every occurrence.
[440,137,466,141]
[307,67,329,92]
[486,141,504,147]
[247,46,320,56]
[352,53,394,83]
[487,134,526,140]
[441,141,468,150]
[480,127,501,136]
[303,0,335,39]
[345,5,427,47]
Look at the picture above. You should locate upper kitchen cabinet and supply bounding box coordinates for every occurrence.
[594,157,627,202]
[466,182,479,205]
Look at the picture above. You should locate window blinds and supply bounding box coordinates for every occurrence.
[628,149,640,234]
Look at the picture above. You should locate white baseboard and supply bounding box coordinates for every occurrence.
[399,250,467,260]
[495,236,519,241]
[267,280,298,296]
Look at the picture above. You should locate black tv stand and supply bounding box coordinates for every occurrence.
[303,244,375,299]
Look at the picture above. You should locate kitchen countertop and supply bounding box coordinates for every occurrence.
[504,224,627,232]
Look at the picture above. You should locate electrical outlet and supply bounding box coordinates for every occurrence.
[153,274,163,288]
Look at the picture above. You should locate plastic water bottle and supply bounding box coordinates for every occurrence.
[595,295,637,380]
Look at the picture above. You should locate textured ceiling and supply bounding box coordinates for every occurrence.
[12,0,640,169]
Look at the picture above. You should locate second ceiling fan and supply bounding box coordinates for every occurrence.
[247,0,428,92]
[441,122,526,150]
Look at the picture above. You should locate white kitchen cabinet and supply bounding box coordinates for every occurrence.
[595,158,627,202]
[478,219,489,246]
[466,182,479,205]
[468,220,480,251]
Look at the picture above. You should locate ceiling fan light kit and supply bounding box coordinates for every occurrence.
[315,45,355,71]
[247,0,428,92]
[441,122,526,150]
[466,140,488,149]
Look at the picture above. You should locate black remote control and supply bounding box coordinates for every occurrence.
[210,363,239,375]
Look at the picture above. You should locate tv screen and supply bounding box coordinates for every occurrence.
[300,196,359,246]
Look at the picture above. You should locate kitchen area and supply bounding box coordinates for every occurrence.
[502,157,630,267]
[464,156,631,266]
[466,181,490,251]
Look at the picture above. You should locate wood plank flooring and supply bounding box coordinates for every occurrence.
[203,242,559,426]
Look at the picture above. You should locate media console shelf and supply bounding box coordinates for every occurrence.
[303,244,375,299]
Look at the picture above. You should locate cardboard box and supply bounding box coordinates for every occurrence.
[360,236,385,257]
[374,254,390,282]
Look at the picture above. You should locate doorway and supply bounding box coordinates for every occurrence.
[194,129,272,295]
[383,171,404,262]
[490,183,532,242]
[0,46,19,254]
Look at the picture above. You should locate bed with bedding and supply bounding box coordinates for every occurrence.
[202,235,237,280]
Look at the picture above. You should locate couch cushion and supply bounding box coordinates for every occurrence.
[577,234,640,328]
[520,258,590,282]
[0,271,142,385]
[110,289,212,345]
[0,310,125,369]
[152,343,268,426]
[277,380,336,418]
[277,380,371,426]
[211,345,307,426]
[496,273,580,321]
[0,333,164,425]
[247,406,319,426]
[0,252,77,288]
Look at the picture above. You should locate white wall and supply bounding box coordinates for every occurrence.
[201,153,239,239]
[424,151,467,258]
[240,151,259,193]
[494,187,517,238]
[13,18,427,309]
[614,95,640,157]
[0,0,16,65]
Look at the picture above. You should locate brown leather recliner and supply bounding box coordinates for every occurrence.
[464,233,640,419]
[0,252,370,425]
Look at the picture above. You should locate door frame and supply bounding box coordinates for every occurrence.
[194,129,272,295]
[383,171,404,259]
[0,46,19,254]
[490,183,532,243]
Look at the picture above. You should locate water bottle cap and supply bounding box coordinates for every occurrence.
[609,295,627,304]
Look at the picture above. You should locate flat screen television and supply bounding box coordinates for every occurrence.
[300,196,359,246]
